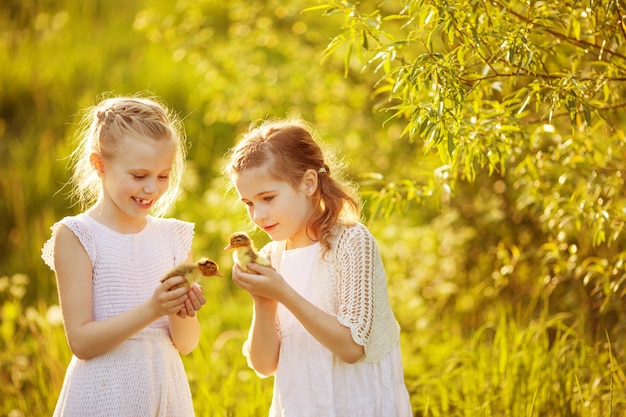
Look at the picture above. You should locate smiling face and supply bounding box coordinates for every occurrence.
[233,163,319,249]
[90,136,174,233]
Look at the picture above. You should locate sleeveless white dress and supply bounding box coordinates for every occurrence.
[42,213,196,417]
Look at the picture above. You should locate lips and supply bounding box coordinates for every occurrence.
[133,197,153,208]
[262,224,277,233]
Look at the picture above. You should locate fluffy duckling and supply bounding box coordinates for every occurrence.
[224,232,271,273]
[160,258,222,291]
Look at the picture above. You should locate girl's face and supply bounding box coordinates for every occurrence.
[93,137,173,232]
[233,164,318,249]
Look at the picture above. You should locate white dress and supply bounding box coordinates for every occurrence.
[258,223,413,417]
[41,213,196,417]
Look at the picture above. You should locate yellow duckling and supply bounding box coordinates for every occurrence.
[224,232,271,273]
[160,258,222,291]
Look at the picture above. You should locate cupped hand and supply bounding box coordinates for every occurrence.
[231,262,288,302]
[152,275,189,316]
[176,283,206,318]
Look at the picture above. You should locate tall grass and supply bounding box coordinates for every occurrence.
[405,307,624,416]
[0,274,70,416]
[3,270,624,416]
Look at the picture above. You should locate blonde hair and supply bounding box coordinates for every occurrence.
[67,94,187,217]
[225,118,361,252]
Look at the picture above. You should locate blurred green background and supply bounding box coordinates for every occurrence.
[2,0,625,416]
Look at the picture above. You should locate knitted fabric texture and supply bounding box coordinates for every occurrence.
[41,213,196,416]
[264,222,401,363]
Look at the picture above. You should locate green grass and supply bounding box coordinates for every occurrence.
[2,272,624,417]
[409,310,623,416]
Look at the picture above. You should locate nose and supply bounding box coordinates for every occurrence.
[252,206,267,223]
[143,177,158,194]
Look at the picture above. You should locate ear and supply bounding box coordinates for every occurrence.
[300,169,319,197]
[90,153,105,177]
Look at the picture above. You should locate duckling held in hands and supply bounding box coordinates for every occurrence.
[224,232,271,273]
[160,258,222,291]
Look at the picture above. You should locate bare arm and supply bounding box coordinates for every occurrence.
[233,263,364,364]
[233,265,280,375]
[54,225,193,360]
[247,296,281,376]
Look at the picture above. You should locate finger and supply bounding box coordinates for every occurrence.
[184,298,197,316]
[188,290,205,311]
[231,265,240,280]
[190,283,204,293]
[164,287,187,301]
[231,274,247,289]
[163,291,188,311]
[176,307,188,318]
[185,290,198,309]
[195,291,207,306]
[190,284,206,300]
[246,262,272,274]
[162,276,187,291]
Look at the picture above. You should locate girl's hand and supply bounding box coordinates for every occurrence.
[176,284,206,318]
[231,262,288,302]
[152,276,189,316]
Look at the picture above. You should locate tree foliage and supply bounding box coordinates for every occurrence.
[304,0,626,340]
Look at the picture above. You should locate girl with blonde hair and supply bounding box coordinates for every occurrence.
[42,95,205,416]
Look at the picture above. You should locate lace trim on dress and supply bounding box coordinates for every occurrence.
[256,223,400,364]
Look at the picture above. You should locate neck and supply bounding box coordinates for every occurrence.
[285,226,318,250]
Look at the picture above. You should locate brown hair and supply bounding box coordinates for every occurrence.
[225,118,361,252]
[68,94,187,216]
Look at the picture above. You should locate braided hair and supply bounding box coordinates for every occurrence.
[67,94,187,216]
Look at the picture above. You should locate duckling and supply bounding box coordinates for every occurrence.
[224,232,271,273]
[160,257,222,291]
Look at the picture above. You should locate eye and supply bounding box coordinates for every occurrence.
[132,174,145,179]
[245,201,253,207]
[263,195,274,202]
[158,174,170,180]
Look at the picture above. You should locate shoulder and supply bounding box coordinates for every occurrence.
[329,222,382,262]
[331,222,375,246]
[52,213,97,240]
[54,222,89,255]
[42,214,92,270]
[54,222,78,241]
[57,212,91,227]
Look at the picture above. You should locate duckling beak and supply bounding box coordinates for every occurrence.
[224,243,233,250]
